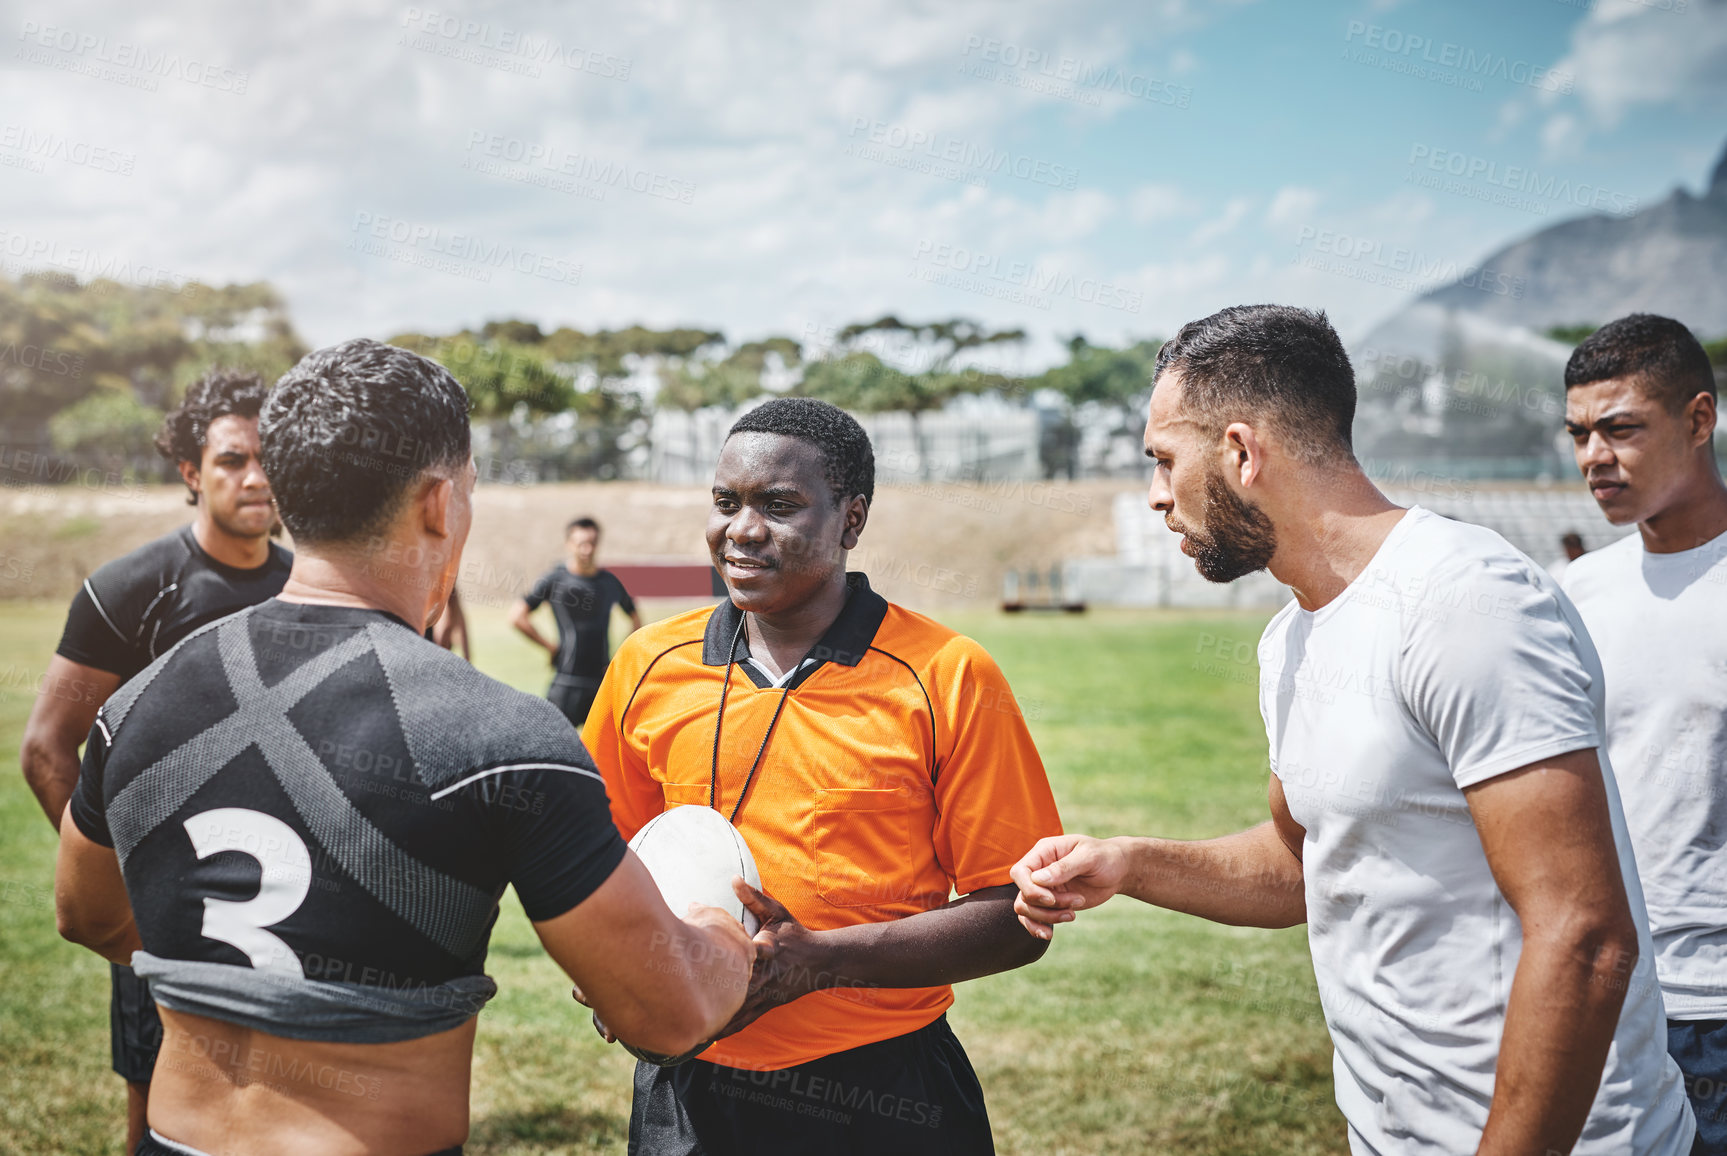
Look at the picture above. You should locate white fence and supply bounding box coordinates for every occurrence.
[649,406,1040,485]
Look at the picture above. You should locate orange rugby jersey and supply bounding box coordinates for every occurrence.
[583,573,1061,1071]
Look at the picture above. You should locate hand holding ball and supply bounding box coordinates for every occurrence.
[600,805,762,1066]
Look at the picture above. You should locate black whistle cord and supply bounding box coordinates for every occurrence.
[708,611,795,824]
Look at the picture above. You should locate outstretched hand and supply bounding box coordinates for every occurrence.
[1009,834,1131,940]
[714,877,830,1039]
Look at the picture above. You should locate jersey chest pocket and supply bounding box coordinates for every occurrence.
[813,787,914,908]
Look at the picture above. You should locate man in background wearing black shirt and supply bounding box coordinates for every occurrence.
[510,516,641,725]
[19,369,292,1152]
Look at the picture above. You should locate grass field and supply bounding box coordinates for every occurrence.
[0,599,1345,1156]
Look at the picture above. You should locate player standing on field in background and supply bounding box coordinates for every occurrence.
[19,369,291,1155]
[1560,314,1727,1154]
[53,338,751,1156]
[580,397,1061,1155]
[1011,305,1695,1156]
[510,517,641,726]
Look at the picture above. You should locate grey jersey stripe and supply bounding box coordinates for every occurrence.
[105,610,543,960]
[108,618,375,863]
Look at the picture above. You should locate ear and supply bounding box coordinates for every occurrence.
[840,495,869,551]
[1687,391,1718,448]
[1222,422,1267,488]
[421,475,455,539]
[177,458,201,498]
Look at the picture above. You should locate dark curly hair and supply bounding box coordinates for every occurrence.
[727,397,874,506]
[155,369,271,504]
[1564,313,1715,414]
[260,339,471,545]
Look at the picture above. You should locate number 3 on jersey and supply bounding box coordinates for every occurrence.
[182,808,311,976]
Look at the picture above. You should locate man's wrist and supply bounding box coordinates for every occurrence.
[785,927,852,993]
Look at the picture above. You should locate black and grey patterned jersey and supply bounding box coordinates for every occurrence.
[67,600,627,1042]
[523,566,635,686]
[56,524,293,682]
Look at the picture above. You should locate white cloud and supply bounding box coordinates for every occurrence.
[1265,186,1320,229]
[1128,183,1200,223]
[1535,0,1727,145]
[1191,196,1252,245]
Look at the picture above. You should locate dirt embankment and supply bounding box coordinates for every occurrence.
[0,478,1128,612]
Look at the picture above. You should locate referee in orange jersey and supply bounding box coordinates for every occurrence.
[582,398,1062,1155]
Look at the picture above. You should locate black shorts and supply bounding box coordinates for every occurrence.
[628,1015,993,1156]
[111,962,163,1084]
[548,680,600,727]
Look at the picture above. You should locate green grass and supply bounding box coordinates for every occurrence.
[0,601,1344,1155]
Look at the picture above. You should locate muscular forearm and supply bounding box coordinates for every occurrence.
[1475,927,1636,1155]
[1118,823,1306,928]
[808,885,1047,990]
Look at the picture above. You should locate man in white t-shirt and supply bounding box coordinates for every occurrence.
[1560,313,1727,1153]
[1010,305,1694,1155]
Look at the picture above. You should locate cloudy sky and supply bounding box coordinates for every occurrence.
[2,0,1723,369]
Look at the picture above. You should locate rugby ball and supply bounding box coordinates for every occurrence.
[611,805,762,1067]
[628,804,762,937]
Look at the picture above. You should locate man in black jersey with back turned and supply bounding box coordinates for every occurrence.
[509,516,641,725]
[54,339,752,1156]
[20,369,291,1152]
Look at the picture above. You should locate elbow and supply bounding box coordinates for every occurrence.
[56,901,133,965]
[608,994,715,1059]
[1563,910,1641,1006]
[19,730,50,790]
[1014,929,1052,967]
[55,903,101,954]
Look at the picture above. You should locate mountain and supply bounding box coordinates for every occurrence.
[1395,136,1727,338]
[1350,137,1727,472]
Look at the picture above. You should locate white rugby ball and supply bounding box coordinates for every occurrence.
[628,805,762,937]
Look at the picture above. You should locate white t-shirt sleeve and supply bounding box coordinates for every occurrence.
[1397,558,1602,790]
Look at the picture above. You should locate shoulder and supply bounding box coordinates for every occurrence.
[363,623,594,787]
[1257,598,1302,655]
[101,603,243,734]
[1381,508,1549,598]
[85,527,196,603]
[612,604,712,669]
[1560,532,1637,599]
[872,603,1004,683]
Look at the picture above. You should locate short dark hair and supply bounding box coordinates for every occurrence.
[1563,313,1715,414]
[260,339,471,545]
[726,397,874,506]
[1153,305,1356,464]
[566,517,600,536]
[156,369,271,504]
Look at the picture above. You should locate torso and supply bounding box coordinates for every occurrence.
[78,599,625,1150]
[150,1010,474,1155]
[58,525,292,681]
[536,567,627,684]
[1259,508,1687,1155]
[1563,528,1727,1019]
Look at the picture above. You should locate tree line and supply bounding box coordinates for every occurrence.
[0,271,1163,482]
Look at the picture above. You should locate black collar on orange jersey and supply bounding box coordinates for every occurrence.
[701,571,889,690]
